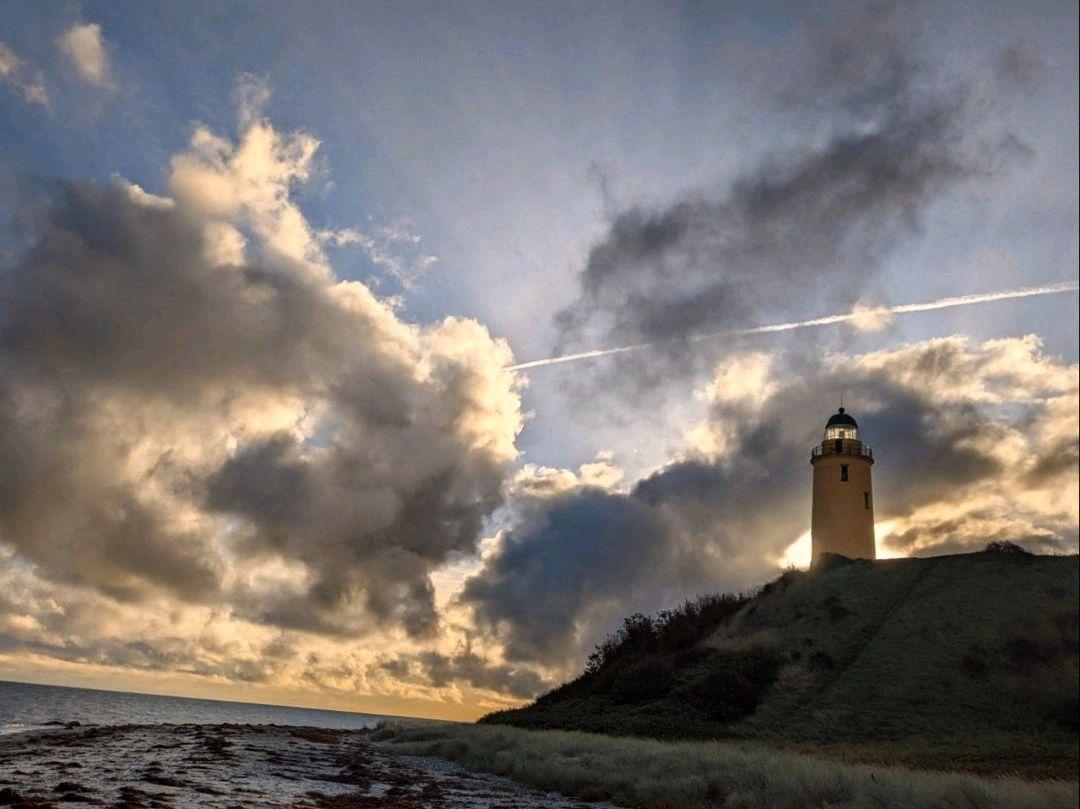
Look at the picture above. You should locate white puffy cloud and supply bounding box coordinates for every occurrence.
[57,23,114,89]
[0,41,49,107]
[0,90,523,666]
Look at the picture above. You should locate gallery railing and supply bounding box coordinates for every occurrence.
[811,442,873,460]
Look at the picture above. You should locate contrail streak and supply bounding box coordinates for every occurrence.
[506,280,1079,371]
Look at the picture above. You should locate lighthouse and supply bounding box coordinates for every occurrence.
[810,407,875,563]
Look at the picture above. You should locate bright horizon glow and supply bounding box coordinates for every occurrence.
[777,520,904,569]
[507,280,1080,371]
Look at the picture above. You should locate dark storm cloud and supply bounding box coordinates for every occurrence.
[0,130,520,637]
[462,339,1078,670]
[464,489,686,663]
[553,19,1011,365]
[205,431,499,637]
[380,649,547,700]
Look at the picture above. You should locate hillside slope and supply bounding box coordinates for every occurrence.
[480,546,1079,777]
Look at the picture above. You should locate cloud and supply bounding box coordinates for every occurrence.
[319,222,439,297]
[0,15,1073,710]
[379,648,547,701]
[0,41,50,107]
[551,14,1020,385]
[462,336,1078,674]
[0,547,294,684]
[849,303,894,332]
[57,23,114,89]
[0,94,523,646]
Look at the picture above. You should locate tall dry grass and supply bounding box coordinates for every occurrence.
[369,721,1078,809]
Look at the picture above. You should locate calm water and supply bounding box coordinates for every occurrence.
[0,679,393,735]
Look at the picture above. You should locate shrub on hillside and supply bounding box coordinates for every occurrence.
[758,566,802,597]
[610,659,675,704]
[960,649,990,678]
[681,647,781,722]
[809,650,836,670]
[984,541,1033,556]
[586,613,658,673]
[655,593,750,652]
[1054,693,1079,731]
[822,594,852,622]
[584,593,751,675]
[1003,637,1059,672]
[1052,610,1079,647]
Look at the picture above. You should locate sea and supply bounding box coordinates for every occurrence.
[0,679,392,735]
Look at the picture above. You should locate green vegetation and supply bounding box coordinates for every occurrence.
[481,546,1079,779]
[369,721,1077,809]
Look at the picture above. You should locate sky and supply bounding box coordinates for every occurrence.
[0,0,1077,721]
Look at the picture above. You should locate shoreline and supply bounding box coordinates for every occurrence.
[0,722,612,808]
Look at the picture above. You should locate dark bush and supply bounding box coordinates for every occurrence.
[828,604,851,621]
[984,541,1033,556]
[583,592,751,676]
[960,651,989,677]
[822,595,851,622]
[1052,611,1079,647]
[655,593,750,653]
[586,613,658,673]
[674,645,716,667]
[682,648,781,722]
[809,650,835,670]
[759,567,802,598]
[1050,694,1079,731]
[610,659,675,704]
[1004,637,1058,672]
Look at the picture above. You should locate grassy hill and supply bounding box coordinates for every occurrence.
[480,544,1079,778]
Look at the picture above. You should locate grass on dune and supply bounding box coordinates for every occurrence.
[368,721,1078,809]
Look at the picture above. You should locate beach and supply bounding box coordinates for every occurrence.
[0,723,609,808]
[1,700,1076,808]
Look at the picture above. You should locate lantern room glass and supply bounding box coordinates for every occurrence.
[824,424,859,441]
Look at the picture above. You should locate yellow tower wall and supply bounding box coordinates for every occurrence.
[811,447,875,562]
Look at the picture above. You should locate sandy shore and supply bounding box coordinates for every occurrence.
[0,723,613,808]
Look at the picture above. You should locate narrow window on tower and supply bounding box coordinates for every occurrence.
[864,491,871,509]
[840,464,849,482]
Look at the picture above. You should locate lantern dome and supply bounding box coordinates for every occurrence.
[823,407,859,440]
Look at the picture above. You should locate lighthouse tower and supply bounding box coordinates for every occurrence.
[810,407,875,563]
